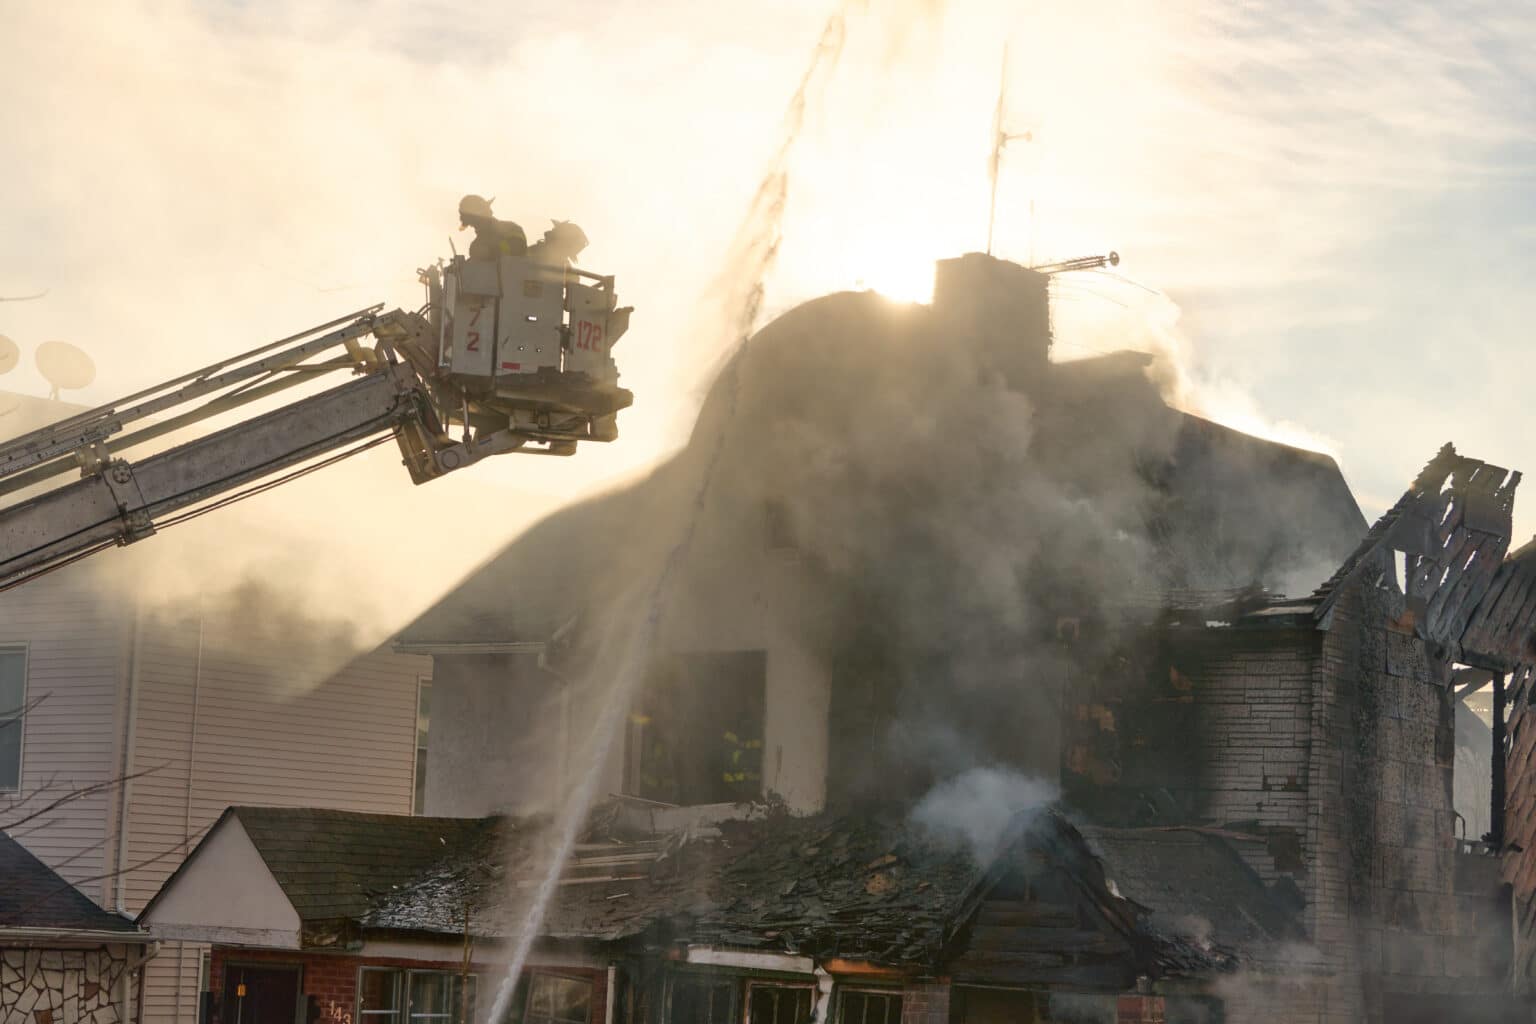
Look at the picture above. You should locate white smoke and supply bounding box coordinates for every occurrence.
[910,765,1057,863]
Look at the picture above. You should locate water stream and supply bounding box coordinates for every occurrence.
[483,9,855,1023]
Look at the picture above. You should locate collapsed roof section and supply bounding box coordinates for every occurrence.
[1313,443,1531,680]
[144,803,1297,987]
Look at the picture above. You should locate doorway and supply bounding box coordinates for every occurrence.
[221,964,302,1024]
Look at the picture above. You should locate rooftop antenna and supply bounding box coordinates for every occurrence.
[986,43,1033,257]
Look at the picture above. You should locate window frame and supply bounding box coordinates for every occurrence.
[356,967,475,1024]
[833,988,903,1024]
[665,971,739,1024]
[522,969,595,1024]
[742,980,816,1024]
[0,644,29,794]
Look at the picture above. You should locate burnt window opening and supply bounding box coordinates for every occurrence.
[525,973,592,1024]
[837,990,903,1024]
[627,651,766,806]
[670,975,736,1024]
[746,984,814,1024]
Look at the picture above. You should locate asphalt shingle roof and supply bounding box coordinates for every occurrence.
[229,806,497,923]
[0,829,141,934]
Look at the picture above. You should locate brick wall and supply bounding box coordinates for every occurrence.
[208,948,607,1024]
[1183,626,1320,884]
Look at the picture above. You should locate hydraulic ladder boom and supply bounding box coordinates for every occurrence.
[0,251,635,590]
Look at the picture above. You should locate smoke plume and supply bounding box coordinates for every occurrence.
[911,766,1057,864]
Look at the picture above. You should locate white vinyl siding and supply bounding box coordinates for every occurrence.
[123,607,427,1023]
[0,564,130,894]
[0,645,28,790]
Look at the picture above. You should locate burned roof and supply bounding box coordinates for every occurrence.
[1077,826,1303,965]
[224,805,498,924]
[0,828,143,935]
[194,801,1295,979]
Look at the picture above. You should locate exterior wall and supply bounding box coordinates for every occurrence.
[0,944,144,1024]
[117,606,427,1024]
[1184,626,1319,883]
[1505,692,1536,991]
[1305,581,1494,1019]
[427,533,831,819]
[206,947,608,1024]
[426,653,566,817]
[0,564,130,899]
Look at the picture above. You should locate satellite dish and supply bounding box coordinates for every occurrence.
[36,341,95,399]
[0,336,18,376]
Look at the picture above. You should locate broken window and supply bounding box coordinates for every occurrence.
[0,646,25,791]
[837,989,902,1024]
[669,974,736,1024]
[746,983,814,1024]
[524,973,592,1024]
[627,651,766,806]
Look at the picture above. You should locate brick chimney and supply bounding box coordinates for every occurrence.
[931,253,1051,390]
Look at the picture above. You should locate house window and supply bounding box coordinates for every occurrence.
[359,968,474,1024]
[746,983,814,1024]
[0,646,26,791]
[524,972,592,1024]
[413,679,432,814]
[838,990,903,1024]
[627,652,766,806]
[764,500,796,551]
[669,975,736,1024]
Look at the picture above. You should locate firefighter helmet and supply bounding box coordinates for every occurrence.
[544,220,589,259]
[458,194,495,227]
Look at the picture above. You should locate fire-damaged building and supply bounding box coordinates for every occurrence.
[139,254,1536,1023]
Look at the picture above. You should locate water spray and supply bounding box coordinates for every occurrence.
[483,8,857,1021]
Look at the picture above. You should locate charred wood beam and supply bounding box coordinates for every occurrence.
[1494,672,1508,848]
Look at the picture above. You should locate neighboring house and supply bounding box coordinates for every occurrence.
[1,828,154,1024]
[139,803,1292,1024]
[0,390,431,1023]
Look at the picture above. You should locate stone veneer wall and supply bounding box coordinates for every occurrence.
[0,945,137,1024]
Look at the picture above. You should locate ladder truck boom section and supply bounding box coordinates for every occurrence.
[0,252,634,588]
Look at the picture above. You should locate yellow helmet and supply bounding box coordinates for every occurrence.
[458,194,495,227]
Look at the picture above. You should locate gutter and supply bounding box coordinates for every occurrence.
[391,640,546,656]
[0,927,159,945]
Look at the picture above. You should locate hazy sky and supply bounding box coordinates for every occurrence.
[2,0,1534,631]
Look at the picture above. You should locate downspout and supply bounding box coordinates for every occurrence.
[175,608,206,1023]
[605,963,617,1024]
[114,605,146,915]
